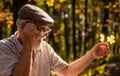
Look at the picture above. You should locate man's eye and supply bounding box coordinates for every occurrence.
[37,28,43,31]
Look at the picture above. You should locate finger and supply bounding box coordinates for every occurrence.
[99,42,110,50]
[24,23,31,29]
[104,51,109,56]
[28,24,36,31]
[107,49,110,54]
[102,42,110,47]
[24,23,34,30]
[105,48,111,55]
[33,31,41,41]
[96,42,106,48]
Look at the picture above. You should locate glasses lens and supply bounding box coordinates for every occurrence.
[41,28,52,36]
[47,28,52,32]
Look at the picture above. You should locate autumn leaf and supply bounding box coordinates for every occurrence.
[59,0,65,3]
[46,0,55,7]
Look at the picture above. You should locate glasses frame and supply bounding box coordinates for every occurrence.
[41,28,52,36]
[23,20,52,36]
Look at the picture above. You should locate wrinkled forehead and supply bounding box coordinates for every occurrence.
[25,20,50,26]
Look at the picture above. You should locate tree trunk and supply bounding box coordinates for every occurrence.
[63,10,70,61]
[72,0,77,59]
[84,0,88,53]
[12,0,28,33]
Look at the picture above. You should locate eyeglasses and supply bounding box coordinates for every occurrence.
[23,20,52,35]
[41,28,52,36]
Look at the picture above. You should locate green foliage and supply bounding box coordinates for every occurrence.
[80,64,110,76]
[0,12,13,38]
[2,25,12,38]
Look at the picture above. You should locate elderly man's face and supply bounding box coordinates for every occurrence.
[17,20,51,45]
[21,20,51,36]
[30,21,51,36]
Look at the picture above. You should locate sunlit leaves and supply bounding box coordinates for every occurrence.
[81,64,109,76]
[104,5,109,8]
[46,0,55,7]
[5,13,13,27]
[95,64,107,75]
[58,0,66,3]
[0,12,13,27]
[0,12,13,38]
[104,2,119,9]
[54,4,61,10]
[46,0,66,7]
[0,12,5,22]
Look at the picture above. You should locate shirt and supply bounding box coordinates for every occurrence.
[0,32,68,76]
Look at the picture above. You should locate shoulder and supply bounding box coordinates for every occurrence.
[41,40,52,49]
[0,34,20,53]
[41,40,55,55]
[0,38,10,49]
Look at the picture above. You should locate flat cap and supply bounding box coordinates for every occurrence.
[18,4,54,24]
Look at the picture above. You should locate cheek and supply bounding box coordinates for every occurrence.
[36,32,43,39]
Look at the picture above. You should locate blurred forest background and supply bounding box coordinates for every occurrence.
[0,0,120,76]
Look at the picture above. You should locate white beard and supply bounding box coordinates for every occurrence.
[33,38,42,49]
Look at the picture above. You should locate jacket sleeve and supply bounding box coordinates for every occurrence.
[0,45,18,76]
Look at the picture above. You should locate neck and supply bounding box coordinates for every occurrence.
[15,31,23,45]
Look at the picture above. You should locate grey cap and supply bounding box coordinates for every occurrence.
[18,4,54,24]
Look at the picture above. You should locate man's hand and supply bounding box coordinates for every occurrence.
[21,23,42,49]
[90,42,110,58]
[22,23,37,41]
